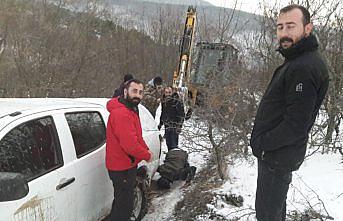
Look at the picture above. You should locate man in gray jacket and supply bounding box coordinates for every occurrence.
[250,5,329,221]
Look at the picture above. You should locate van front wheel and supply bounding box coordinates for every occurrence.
[131,182,147,221]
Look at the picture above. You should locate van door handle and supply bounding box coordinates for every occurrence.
[56,177,75,190]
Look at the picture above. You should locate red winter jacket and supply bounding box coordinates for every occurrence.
[106,98,151,171]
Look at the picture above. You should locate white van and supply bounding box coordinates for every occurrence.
[0,98,161,221]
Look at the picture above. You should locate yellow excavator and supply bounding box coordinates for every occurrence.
[173,7,238,106]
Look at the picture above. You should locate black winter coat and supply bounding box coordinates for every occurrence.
[157,148,188,181]
[250,35,329,171]
[160,93,185,130]
[112,82,125,98]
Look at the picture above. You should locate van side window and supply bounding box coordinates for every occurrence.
[0,117,63,181]
[65,112,106,158]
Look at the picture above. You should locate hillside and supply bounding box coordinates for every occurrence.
[102,0,262,35]
[0,0,179,97]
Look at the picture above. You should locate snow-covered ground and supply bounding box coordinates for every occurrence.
[145,129,343,220]
[146,105,343,220]
[208,152,343,221]
[143,126,210,221]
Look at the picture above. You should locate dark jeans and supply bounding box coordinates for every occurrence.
[165,127,179,151]
[255,159,292,221]
[108,167,137,221]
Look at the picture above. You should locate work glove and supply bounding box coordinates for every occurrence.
[185,108,193,120]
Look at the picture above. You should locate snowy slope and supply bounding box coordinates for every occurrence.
[145,137,343,220]
[207,153,343,220]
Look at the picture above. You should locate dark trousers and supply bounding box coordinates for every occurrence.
[165,127,179,151]
[255,160,292,221]
[108,167,137,221]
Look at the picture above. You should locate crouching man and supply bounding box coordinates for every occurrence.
[157,148,196,189]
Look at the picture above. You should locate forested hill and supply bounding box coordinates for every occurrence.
[135,0,212,6]
[102,0,261,33]
[0,0,263,98]
[0,0,179,98]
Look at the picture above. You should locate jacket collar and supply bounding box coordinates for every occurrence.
[277,34,318,60]
[119,97,139,114]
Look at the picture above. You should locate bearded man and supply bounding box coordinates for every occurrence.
[106,79,153,221]
[158,86,185,151]
[250,5,329,221]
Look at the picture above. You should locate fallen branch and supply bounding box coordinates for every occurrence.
[336,192,343,199]
[293,173,333,220]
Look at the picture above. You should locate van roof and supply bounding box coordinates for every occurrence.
[0,98,108,121]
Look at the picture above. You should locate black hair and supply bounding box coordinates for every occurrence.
[124,79,143,90]
[164,86,173,91]
[153,76,163,86]
[123,74,133,82]
[280,4,311,25]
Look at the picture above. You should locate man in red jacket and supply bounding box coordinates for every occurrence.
[106,79,153,221]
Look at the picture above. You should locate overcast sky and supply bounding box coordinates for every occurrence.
[205,0,291,14]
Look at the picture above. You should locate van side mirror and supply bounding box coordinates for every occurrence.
[0,172,29,202]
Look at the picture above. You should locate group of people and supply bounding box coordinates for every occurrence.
[112,74,187,152]
[107,73,194,220]
[104,4,329,221]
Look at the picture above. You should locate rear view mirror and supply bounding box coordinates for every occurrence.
[0,172,29,202]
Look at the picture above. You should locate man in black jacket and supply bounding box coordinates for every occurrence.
[250,5,329,221]
[158,86,185,151]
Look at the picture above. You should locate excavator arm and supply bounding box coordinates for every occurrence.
[172,7,238,107]
[173,6,197,105]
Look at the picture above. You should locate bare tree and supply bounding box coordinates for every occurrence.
[0,0,181,97]
[197,1,242,43]
[182,55,257,180]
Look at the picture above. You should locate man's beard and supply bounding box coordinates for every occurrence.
[280,37,294,44]
[126,96,141,106]
[279,32,306,49]
[279,36,294,49]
